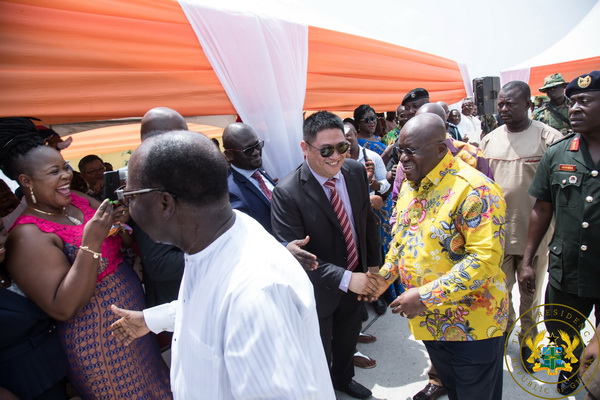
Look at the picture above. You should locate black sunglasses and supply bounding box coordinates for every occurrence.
[394,140,444,157]
[225,140,265,156]
[306,141,350,158]
[360,116,378,124]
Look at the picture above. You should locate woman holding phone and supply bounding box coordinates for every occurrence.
[0,118,171,399]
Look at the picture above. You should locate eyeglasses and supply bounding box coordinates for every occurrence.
[225,140,265,156]
[83,166,106,175]
[115,185,176,206]
[394,140,444,157]
[306,141,350,158]
[360,116,378,124]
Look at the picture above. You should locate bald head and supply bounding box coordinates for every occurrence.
[436,101,450,119]
[222,123,263,170]
[416,102,447,123]
[402,113,447,143]
[222,123,255,148]
[140,107,188,140]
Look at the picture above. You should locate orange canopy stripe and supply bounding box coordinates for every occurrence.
[529,56,600,96]
[0,0,466,125]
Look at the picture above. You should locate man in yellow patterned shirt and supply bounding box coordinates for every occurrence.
[375,113,508,400]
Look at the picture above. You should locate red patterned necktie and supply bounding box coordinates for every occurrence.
[324,178,358,271]
[251,170,273,202]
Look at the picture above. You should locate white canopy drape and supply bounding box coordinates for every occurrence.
[179,2,308,179]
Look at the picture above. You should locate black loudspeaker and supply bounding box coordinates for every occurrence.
[473,76,500,115]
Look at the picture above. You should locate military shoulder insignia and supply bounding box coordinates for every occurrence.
[569,137,580,151]
[559,164,577,172]
[578,75,592,88]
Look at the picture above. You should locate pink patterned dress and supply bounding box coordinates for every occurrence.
[12,194,172,399]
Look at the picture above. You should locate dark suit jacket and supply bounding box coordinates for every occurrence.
[131,220,184,307]
[271,159,381,317]
[227,167,275,234]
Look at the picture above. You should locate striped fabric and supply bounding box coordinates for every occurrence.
[251,170,273,201]
[324,178,358,271]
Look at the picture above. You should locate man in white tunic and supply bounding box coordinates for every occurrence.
[110,130,334,400]
[456,97,483,145]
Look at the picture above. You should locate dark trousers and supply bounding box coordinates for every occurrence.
[544,282,600,380]
[318,291,363,388]
[423,336,504,400]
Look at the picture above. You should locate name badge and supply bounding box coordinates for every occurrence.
[559,164,577,172]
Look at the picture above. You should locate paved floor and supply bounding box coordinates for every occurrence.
[338,276,592,400]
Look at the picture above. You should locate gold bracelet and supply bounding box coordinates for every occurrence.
[79,245,101,259]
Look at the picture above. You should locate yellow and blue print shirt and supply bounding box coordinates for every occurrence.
[381,153,508,341]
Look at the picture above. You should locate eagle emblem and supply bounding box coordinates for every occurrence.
[578,75,592,88]
[523,330,580,375]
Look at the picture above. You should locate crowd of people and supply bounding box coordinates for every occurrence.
[0,70,599,400]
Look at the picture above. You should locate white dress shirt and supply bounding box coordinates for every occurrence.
[230,164,275,193]
[144,211,334,399]
[457,114,482,145]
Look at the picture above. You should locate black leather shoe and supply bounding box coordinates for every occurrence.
[373,298,387,315]
[521,346,536,373]
[557,370,580,395]
[334,380,372,399]
[413,383,446,400]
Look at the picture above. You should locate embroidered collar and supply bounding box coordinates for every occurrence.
[408,152,455,192]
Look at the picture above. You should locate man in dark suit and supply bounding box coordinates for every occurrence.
[223,123,276,234]
[134,107,188,307]
[271,111,382,399]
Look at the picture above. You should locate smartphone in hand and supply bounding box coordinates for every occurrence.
[103,170,121,201]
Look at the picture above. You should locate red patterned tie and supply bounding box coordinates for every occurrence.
[251,171,273,202]
[324,178,358,271]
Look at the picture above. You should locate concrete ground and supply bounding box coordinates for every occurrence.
[339,274,592,400]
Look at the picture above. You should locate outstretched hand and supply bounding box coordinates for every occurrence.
[286,236,318,271]
[110,304,150,345]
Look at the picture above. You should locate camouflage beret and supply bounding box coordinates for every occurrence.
[402,88,429,106]
[566,71,600,97]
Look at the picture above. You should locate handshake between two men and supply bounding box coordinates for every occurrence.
[288,235,427,320]
[355,270,428,319]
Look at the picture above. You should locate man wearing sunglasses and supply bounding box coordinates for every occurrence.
[271,111,382,399]
[223,123,275,234]
[373,113,507,400]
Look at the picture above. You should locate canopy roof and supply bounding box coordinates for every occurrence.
[501,1,600,95]
[0,0,465,126]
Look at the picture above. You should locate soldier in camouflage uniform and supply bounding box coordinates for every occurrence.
[532,73,572,134]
